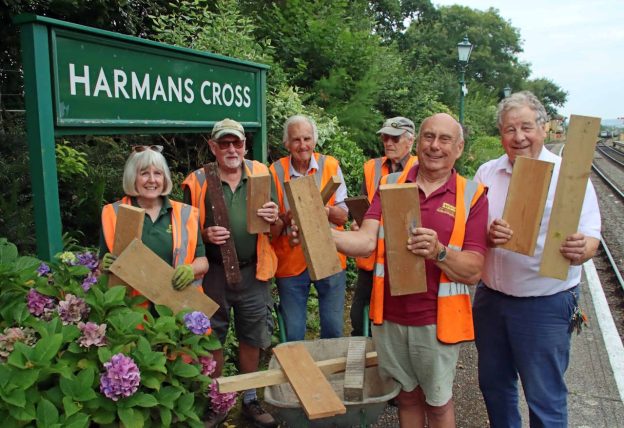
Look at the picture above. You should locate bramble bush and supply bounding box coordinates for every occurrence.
[0,238,235,428]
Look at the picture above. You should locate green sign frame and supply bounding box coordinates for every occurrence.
[14,14,269,260]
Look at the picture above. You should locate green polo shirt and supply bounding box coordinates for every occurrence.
[99,196,204,266]
[184,165,277,264]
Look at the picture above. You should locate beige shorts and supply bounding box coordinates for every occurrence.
[372,321,460,406]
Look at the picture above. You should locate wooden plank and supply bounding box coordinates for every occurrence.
[284,175,342,281]
[204,162,241,286]
[272,343,346,420]
[110,239,219,318]
[540,115,601,279]
[343,338,366,401]
[320,175,342,205]
[108,204,144,287]
[344,195,370,226]
[246,171,271,234]
[216,351,379,393]
[501,156,554,256]
[379,183,427,295]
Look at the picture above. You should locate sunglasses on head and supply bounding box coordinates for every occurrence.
[132,145,163,153]
[215,139,245,150]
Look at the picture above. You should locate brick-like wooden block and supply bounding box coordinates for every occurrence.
[345,196,370,226]
[246,171,271,234]
[379,183,427,295]
[501,156,554,256]
[284,175,342,281]
[108,204,144,287]
[320,175,342,205]
[343,338,366,402]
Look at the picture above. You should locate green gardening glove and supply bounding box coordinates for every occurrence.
[172,264,194,290]
[101,253,117,272]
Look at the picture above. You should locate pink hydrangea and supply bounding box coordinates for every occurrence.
[199,355,217,376]
[77,322,107,348]
[27,289,56,317]
[99,354,141,401]
[0,327,37,362]
[57,294,90,325]
[208,380,237,414]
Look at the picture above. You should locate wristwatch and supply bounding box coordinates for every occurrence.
[436,245,448,262]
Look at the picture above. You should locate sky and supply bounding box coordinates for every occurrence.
[434,0,624,123]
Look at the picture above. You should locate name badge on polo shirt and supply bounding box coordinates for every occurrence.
[437,202,456,218]
[166,224,172,234]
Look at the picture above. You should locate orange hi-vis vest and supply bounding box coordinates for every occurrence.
[356,155,418,271]
[269,153,347,278]
[369,170,485,344]
[181,159,278,282]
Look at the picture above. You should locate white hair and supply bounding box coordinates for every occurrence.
[122,150,173,196]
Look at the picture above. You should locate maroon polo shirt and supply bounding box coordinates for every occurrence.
[364,165,488,326]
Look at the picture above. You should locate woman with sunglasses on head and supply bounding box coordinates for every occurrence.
[99,145,208,294]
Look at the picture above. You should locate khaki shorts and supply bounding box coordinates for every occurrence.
[372,321,459,406]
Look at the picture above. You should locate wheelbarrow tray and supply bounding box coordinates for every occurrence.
[264,337,400,427]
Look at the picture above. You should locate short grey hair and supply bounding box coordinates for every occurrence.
[497,90,548,128]
[282,114,318,144]
[122,149,173,196]
[417,113,464,143]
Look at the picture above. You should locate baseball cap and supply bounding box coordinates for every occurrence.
[377,116,415,136]
[211,118,245,140]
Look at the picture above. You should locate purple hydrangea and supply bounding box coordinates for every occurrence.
[184,311,211,335]
[208,380,237,414]
[36,262,51,276]
[0,327,37,362]
[81,273,97,292]
[99,353,141,401]
[199,355,217,377]
[77,321,107,348]
[75,252,99,271]
[27,289,56,317]
[57,294,90,325]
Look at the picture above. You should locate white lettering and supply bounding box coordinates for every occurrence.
[168,77,182,103]
[93,67,112,97]
[184,78,194,103]
[243,86,251,108]
[152,75,167,101]
[222,84,234,106]
[113,69,130,99]
[212,81,222,105]
[234,85,243,107]
[131,72,150,100]
[69,64,90,96]
[200,81,211,105]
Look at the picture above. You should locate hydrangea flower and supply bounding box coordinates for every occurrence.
[99,353,141,401]
[77,322,107,348]
[27,288,55,317]
[199,355,217,377]
[57,294,90,325]
[75,252,99,271]
[0,327,37,362]
[184,311,211,335]
[208,380,237,414]
[36,262,51,276]
[59,251,77,265]
[81,273,97,291]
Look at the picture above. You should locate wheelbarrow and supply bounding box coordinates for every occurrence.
[264,337,400,427]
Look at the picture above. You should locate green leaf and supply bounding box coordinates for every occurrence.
[91,407,116,424]
[140,373,163,390]
[155,386,182,409]
[136,336,151,356]
[103,286,127,307]
[108,312,145,333]
[6,347,27,369]
[14,256,41,273]
[122,392,159,408]
[32,334,63,364]
[159,407,172,427]
[153,316,177,333]
[61,412,90,428]
[171,359,200,378]
[0,238,18,264]
[62,396,81,417]
[97,347,112,364]
[201,333,222,351]
[118,407,144,428]
[176,392,194,414]
[36,398,59,427]
[154,305,173,317]
[12,368,40,389]
[8,401,35,422]
[0,387,26,407]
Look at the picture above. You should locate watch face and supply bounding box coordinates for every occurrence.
[437,247,447,262]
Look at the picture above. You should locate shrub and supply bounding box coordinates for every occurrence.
[0,238,234,428]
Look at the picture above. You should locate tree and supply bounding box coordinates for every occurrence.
[523,78,568,117]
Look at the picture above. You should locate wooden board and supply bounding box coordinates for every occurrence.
[343,338,366,401]
[204,162,241,286]
[272,343,346,420]
[501,156,554,256]
[246,171,271,234]
[109,204,144,287]
[379,183,427,295]
[284,175,342,281]
[320,175,342,205]
[216,351,378,393]
[344,196,370,226]
[540,115,601,279]
[110,239,219,317]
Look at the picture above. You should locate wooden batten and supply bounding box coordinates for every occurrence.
[108,204,144,287]
[246,171,271,234]
[345,195,370,226]
[320,175,342,205]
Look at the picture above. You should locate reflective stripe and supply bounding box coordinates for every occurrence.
[448,244,461,251]
[438,281,470,297]
[272,161,289,211]
[462,179,478,219]
[372,158,384,191]
[374,262,385,277]
[315,155,326,188]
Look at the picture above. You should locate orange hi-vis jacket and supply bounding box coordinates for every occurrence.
[181,159,277,282]
[356,155,418,271]
[269,153,347,278]
[101,196,203,294]
[369,169,485,344]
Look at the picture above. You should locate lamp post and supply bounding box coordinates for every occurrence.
[503,84,512,98]
[457,35,473,125]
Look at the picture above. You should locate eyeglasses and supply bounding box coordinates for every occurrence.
[381,134,402,144]
[215,139,245,150]
[132,145,163,153]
